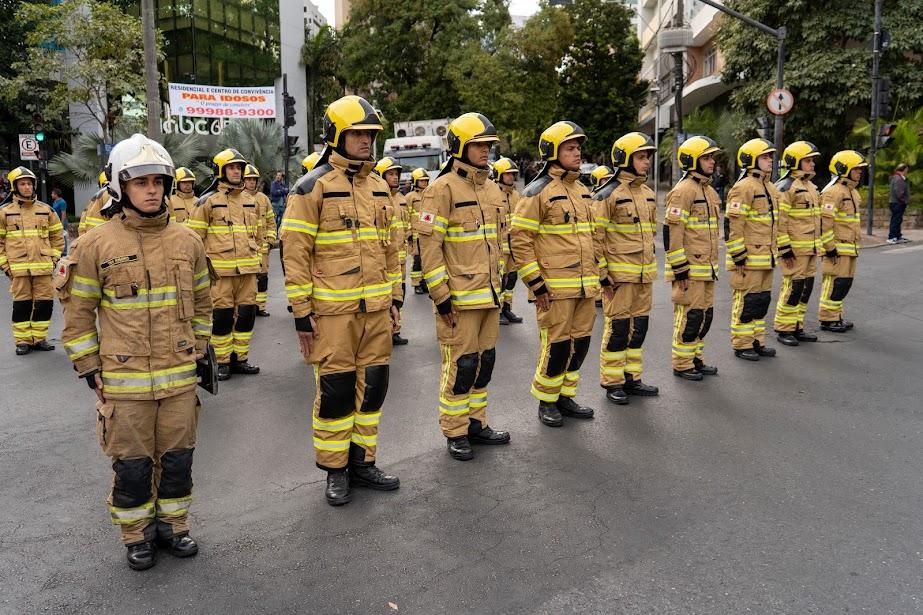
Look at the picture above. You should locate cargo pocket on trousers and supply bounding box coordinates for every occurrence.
[95,400,115,451]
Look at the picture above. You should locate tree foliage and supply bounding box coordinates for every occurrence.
[850,107,923,186]
[331,0,645,158]
[717,0,923,157]
[1,0,156,141]
[217,119,304,186]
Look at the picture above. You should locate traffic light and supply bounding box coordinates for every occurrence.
[877,79,892,119]
[32,112,45,142]
[286,135,299,155]
[877,123,897,149]
[283,95,296,128]
[755,116,772,141]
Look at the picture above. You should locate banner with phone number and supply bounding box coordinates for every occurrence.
[168,83,276,119]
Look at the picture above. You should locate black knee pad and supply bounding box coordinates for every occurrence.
[546,339,572,377]
[212,307,235,335]
[756,291,772,318]
[473,348,496,389]
[830,277,853,302]
[235,304,257,332]
[257,272,268,292]
[566,335,591,371]
[12,300,32,322]
[318,371,357,419]
[786,279,805,307]
[800,277,815,303]
[700,307,714,339]
[605,318,631,352]
[682,308,704,343]
[739,293,762,323]
[504,270,518,291]
[111,457,154,508]
[158,448,194,498]
[360,364,389,412]
[453,352,479,395]
[628,315,649,348]
[32,299,53,321]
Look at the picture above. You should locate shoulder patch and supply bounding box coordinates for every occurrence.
[521,174,553,197]
[294,163,334,195]
[822,202,835,212]
[728,201,741,212]
[668,206,683,217]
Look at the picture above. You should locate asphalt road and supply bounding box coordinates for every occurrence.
[1,241,922,614]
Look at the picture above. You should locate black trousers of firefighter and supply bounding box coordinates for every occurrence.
[210,274,257,365]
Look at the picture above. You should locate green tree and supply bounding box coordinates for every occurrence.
[558,0,647,159]
[302,25,345,150]
[1,0,155,142]
[717,0,923,157]
[217,119,303,187]
[850,108,923,188]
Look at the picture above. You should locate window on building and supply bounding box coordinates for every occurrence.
[703,46,717,77]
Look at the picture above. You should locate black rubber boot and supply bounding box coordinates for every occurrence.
[126,541,157,571]
[350,463,400,491]
[468,419,510,445]
[556,396,594,419]
[501,304,522,324]
[256,309,270,317]
[734,348,760,361]
[230,361,260,375]
[216,364,231,380]
[693,358,718,376]
[413,285,426,295]
[841,319,854,330]
[674,368,704,381]
[777,332,799,346]
[624,375,659,396]
[605,386,629,405]
[325,469,351,506]
[820,320,849,333]
[158,534,199,558]
[391,333,409,346]
[538,401,563,427]
[447,436,474,460]
[754,343,776,357]
[499,310,510,326]
[794,328,818,342]
[31,340,55,351]
[15,343,30,356]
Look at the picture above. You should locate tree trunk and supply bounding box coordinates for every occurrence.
[141,0,162,138]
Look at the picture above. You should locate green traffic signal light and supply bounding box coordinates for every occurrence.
[35,131,45,142]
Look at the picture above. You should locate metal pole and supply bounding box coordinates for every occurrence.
[654,90,661,204]
[772,27,786,180]
[282,73,290,185]
[671,0,684,184]
[141,0,162,138]
[867,0,882,235]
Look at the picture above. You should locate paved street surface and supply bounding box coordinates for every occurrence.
[2,240,922,614]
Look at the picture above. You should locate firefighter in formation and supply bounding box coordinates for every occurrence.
[243,164,277,317]
[374,156,411,345]
[406,167,430,295]
[492,157,524,326]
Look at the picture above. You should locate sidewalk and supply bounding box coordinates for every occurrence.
[860,227,923,248]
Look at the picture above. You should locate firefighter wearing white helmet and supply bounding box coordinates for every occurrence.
[374,156,410,345]
[724,138,782,361]
[1,166,64,354]
[817,150,866,332]
[281,95,403,505]
[56,133,213,570]
[492,157,523,325]
[168,167,197,224]
[406,167,430,294]
[663,135,722,380]
[414,112,511,461]
[243,164,276,317]
[593,132,659,405]
[511,120,605,428]
[187,148,262,379]
[773,141,823,345]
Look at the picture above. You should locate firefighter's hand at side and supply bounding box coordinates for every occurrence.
[534,292,551,312]
[390,305,401,333]
[298,332,315,359]
[674,278,689,292]
[85,372,105,404]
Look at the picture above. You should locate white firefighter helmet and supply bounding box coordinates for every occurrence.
[104,133,175,206]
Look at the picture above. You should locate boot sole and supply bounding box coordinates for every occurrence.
[734,354,760,361]
[351,477,400,491]
[230,369,260,375]
[468,436,510,445]
[449,450,474,460]
[606,397,629,405]
[326,494,352,506]
[625,389,659,397]
[673,372,704,381]
[539,418,564,427]
[559,412,594,419]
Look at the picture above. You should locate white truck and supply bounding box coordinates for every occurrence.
[383,118,452,185]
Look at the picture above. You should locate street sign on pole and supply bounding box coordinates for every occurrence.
[767,88,794,116]
[19,134,40,161]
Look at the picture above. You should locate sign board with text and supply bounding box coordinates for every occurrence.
[19,134,39,161]
[168,83,276,119]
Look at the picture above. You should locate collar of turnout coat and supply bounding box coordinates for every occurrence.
[547,164,581,184]
[117,204,170,233]
[328,151,375,179]
[449,158,491,185]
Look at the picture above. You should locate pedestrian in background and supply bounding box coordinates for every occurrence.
[51,188,69,255]
[270,171,288,229]
[712,164,728,209]
[888,163,910,244]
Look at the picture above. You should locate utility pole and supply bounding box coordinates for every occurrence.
[695,0,786,179]
[141,0,162,138]
[866,0,883,235]
[282,73,291,183]
[672,0,685,184]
